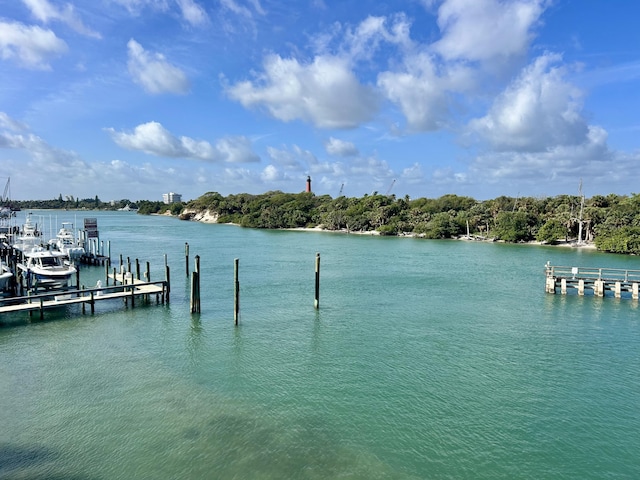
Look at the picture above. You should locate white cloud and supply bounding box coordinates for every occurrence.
[110,0,170,15]
[107,121,199,158]
[344,14,413,61]
[21,0,101,38]
[468,53,589,151]
[127,39,190,94]
[0,112,29,132]
[105,121,260,163]
[215,136,260,163]
[261,164,287,182]
[266,146,301,168]
[226,54,379,129]
[325,137,358,156]
[0,21,67,69]
[378,53,451,132]
[432,0,546,63]
[176,0,209,26]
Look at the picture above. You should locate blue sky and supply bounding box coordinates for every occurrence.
[1,0,639,202]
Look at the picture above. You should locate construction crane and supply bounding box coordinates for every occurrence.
[385,179,396,196]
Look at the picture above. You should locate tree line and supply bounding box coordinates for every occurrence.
[181,190,640,254]
[11,196,183,216]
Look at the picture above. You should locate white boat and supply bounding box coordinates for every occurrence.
[13,213,42,253]
[0,261,12,291]
[17,249,77,290]
[48,222,85,260]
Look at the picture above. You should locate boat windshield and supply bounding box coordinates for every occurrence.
[40,256,61,267]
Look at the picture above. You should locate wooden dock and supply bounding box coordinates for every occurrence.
[0,275,168,320]
[545,263,640,299]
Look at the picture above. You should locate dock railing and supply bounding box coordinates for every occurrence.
[545,264,640,283]
[545,262,640,299]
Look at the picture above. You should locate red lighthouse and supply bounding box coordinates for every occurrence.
[306,175,311,193]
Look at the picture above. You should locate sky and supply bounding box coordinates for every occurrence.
[1,0,640,202]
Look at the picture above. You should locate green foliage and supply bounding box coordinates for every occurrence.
[493,211,536,242]
[536,219,567,244]
[595,226,640,254]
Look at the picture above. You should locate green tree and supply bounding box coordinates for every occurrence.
[536,219,567,244]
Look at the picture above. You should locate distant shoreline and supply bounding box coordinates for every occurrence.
[175,208,599,250]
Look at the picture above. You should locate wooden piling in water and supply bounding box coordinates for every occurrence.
[185,242,189,278]
[190,255,200,314]
[234,258,240,325]
[314,252,320,309]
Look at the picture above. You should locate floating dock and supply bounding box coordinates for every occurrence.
[545,263,640,299]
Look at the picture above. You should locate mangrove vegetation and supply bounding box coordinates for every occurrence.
[181,190,640,254]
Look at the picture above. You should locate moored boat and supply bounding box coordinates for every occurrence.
[0,261,12,291]
[48,222,85,260]
[17,249,77,290]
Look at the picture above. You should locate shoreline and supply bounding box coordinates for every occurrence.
[180,208,598,249]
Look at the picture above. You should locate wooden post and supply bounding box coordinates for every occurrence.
[561,278,567,295]
[105,261,109,286]
[131,285,135,308]
[135,258,140,280]
[615,282,622,298]
[234,258,240,325]
[119,254,123,271]
[90,291,95,314]
[146,261,150,282]
[314,252,320,309]
[632,283,639,300]
[81,286,86,314]
[185,242,190,278]
[165,265,170,303]
[578,279,584,296]
[39,297,44,320]
[190,255,200,314]
[75,267,80,290]
[107,240,111,260]
[127,257,131,275]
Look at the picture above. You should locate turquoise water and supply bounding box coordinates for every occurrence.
[1,211,639,479]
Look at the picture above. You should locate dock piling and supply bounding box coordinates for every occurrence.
[314,252,320,309]
[234,258,240,325]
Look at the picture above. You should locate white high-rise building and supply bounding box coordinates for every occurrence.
[163,192,182,204]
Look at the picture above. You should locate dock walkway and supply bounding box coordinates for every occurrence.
[545,263,640,299]
[0,275,167,319]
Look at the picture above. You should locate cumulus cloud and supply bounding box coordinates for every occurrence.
[432,0,546,63]
[378,53,453,132]
[105,121,259,163]
[226,54,379,129]
[325,137,358,156]
[127,39,190,94]
[107,121,198,158]
[21,0,101,38]
[0,21,67,69]
[468,53,589,151]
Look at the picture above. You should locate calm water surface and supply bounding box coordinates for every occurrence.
[1,211,639,479]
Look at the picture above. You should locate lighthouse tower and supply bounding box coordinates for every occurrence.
[306,176,311,193]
